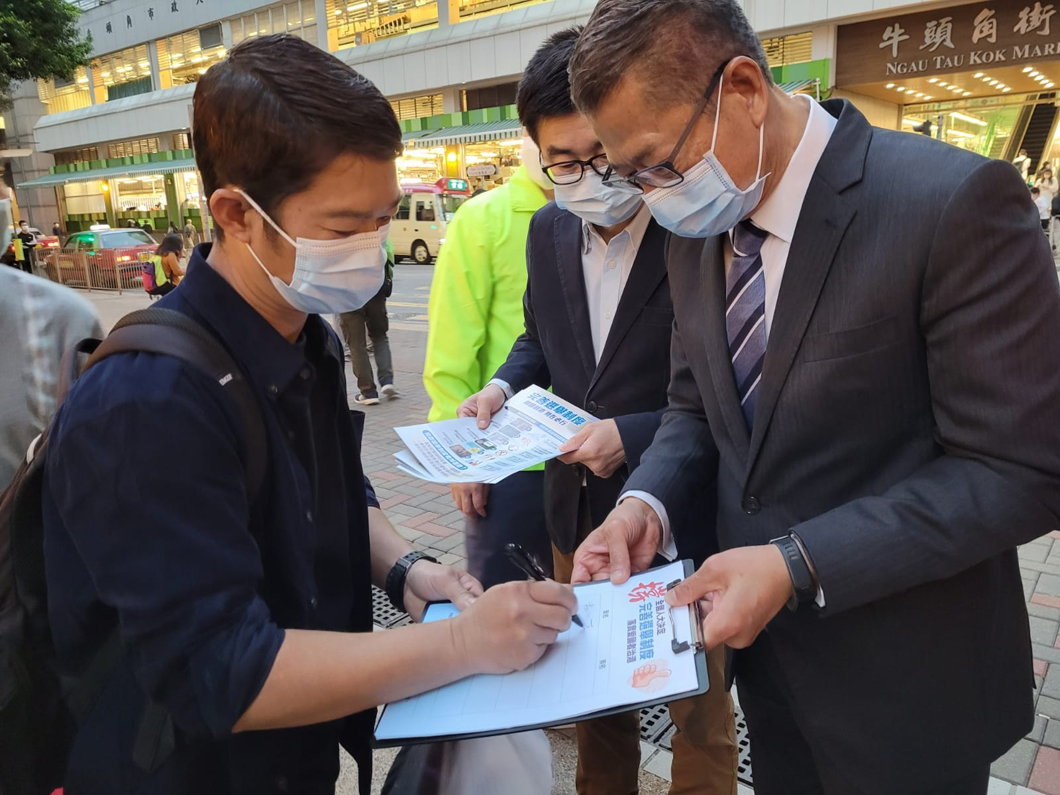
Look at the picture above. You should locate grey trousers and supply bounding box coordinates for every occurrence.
[339,292,393,394]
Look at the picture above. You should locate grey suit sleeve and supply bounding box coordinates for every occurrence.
[491,216,551,392]
[621,313,719,530]
[797,158,1060,615]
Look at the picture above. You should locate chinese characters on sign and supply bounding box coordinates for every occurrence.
[626,619,637,663]
[638,603,654,661]
[838,1,1060,87]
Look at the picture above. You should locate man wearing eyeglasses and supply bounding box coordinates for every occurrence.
[563,1,1060,794]
[458,28,737,794]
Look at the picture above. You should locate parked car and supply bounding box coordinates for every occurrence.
[42,226,157,289]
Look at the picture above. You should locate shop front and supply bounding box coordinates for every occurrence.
[16,150,204,235]
[399,107,525,189]
[836,0,1060,172]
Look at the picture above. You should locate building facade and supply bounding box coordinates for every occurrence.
[8,0,1042,236]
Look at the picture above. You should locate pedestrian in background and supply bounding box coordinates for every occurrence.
[15,220,35,274]
[424,141,555,589]
[52,221,63,237]
[1035,165,1057,205]
[1032,186,1051,232]
[183,217,199,250]
[340,238,398,405]
[146,232,185,296]
[1013,147,1031,183]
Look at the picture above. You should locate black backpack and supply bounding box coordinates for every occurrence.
[0,308,267,794]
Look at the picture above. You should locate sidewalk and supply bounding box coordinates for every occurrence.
[81,264,1059,794]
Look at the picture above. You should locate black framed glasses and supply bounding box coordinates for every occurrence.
[602,58,732,194]
[539,153,611,185]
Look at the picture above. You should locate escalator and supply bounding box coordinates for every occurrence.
[1011,93,1059,169]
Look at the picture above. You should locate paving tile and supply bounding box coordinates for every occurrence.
[417,522,457,538]
[1039,696,1060,721]
[989,779,1014,795]
[1024,545,1055,564]
[379,494,411,509]
[437,552,464,567]
[395,526,423,544]
[1030,616,1059,647]
[1029,714,1049,743]
[1015,788,1052,795]
[993,738,1039,784]
[1045,666,1060,700]
[1037,660,1050,678]
[397,511,440,529]
[1039,574,1060,598]
[1035,595,1060,610]
[1031,604,1060,622]
[643,748,672,782]
[639,741,657,763]
[1028,746,1060,794]
[385,503,423,518]
[1028,579,1043,599]
[1050,531,1060,540]
[425,533,465,553]
[1045,719,1060,750]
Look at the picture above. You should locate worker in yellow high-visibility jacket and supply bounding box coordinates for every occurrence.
[423,153,555,588]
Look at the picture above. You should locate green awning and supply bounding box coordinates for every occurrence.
[402,130,428,144]
[779,78,820,97]
[409,119,522,148]
[17,157,197,189]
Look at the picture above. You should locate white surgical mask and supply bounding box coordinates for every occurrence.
[643,75,769,238]
[520,137,554,192]
[554,170,642,227]
[238,189,387,315]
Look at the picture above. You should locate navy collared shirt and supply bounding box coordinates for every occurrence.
[43,246,378,794]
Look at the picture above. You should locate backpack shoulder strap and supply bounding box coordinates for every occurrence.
[85,308,268,502]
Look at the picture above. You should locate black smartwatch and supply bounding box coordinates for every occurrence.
[770,534,818,611]
[385,551,437,612]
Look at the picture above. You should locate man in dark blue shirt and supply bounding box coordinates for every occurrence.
[43,34,575,795]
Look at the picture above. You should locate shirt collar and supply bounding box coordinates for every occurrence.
[177,245,338,395]
[582,203,652,255]
[749,95,837,244]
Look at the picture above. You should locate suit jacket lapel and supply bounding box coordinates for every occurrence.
[745,99,869,473]
[553,211,597,381]
[702,235,752,461]
[589,220,668,390]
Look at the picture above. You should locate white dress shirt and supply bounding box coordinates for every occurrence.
[625,96,837,602]
[582,205,652,363]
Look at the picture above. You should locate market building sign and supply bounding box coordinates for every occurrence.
[837,1,1060,85]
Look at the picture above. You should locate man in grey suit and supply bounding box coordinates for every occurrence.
[566,1,1060,793]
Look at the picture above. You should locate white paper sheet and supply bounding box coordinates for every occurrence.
[374,561,704,743]
[392,388,598,484]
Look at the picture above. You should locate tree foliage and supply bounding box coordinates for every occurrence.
[0,0,93,109]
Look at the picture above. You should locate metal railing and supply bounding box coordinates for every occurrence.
[31,245,149,294]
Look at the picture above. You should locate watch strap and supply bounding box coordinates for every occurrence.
[770,535,816,611]
[385,551,437,613]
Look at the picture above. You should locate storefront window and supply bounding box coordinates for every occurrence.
[115,175,168,213]
[462,82,517,112]
[231,0,318,46]
[904,95,1028,158]
[54,147,101,166]
[325,0,437,51]
[391,94,444,121]
[38,67,92,115]
[760,32,813,68]
[93,45,153,102]
[158,27,226,88]
[107,138,161,159]
[456,0,550,22]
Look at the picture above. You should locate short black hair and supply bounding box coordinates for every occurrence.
[193,34,402,239]
[1032,187,1041,194]
[570,0,770,115]
[517,26,582,144]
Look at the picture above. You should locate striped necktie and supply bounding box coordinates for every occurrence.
[726,220,769,429]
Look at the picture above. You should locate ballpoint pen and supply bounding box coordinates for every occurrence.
[505,542,584,628]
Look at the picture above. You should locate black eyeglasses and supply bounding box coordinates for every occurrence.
[602,58,732,194]
[539,153,611,185]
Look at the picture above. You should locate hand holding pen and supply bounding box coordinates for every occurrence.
[506,542,584,628]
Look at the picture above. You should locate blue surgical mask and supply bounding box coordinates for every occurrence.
[554,170,642,228]
[643,75,769,239]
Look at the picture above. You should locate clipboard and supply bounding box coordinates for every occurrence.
[373,559,708,748]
